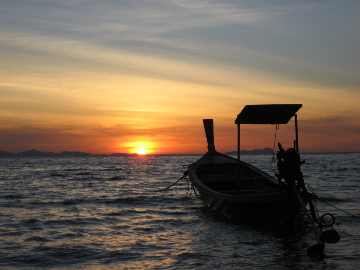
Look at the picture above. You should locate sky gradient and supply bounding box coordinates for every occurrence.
[1,0,359,154]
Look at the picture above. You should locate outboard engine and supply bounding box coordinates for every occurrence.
[276,143,304,187]
[276,143,317,221]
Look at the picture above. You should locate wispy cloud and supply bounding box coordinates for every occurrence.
[2,0,359,87]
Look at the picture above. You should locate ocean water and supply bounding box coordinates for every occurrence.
[0,153,359,269]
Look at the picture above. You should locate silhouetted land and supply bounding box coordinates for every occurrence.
[0,149,132,157]
[225,148,274,155]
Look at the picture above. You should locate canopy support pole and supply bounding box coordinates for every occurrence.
[237,123,240,195]
[295,114,299,152]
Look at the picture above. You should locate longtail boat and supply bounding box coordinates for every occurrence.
[187,104,340,256]
[188,104,310,220]
[187,104,340,257]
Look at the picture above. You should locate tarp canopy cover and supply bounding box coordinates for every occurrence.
[235,104,302,125]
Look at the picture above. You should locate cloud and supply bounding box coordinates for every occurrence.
[2,0,359,89]
[301,115,360,135]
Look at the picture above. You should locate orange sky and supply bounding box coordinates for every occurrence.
[1,1,359,154]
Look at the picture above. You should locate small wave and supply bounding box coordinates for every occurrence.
[104,197,144,204]
[99,250,142,263]
[64,168,88,171]
[44,217,102,226]
[336,168,352,172]
[3,194,23,199]
[133,225,155,231]
[73,172,92,176]
[60,232,86,238]
[25,236,51,242]
[23,218,40,224]
[99,168,124,171]
[49,173,68,177]
[32,244,100,264]
[102,194,177,205]
[318,196,354,203]
[61,199,78,205]
[27,198,94,206]
[104,211,122,216]
[109,175,126,180]
[0,231,23,236]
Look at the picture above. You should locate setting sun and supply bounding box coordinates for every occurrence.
[137,149,147,155]
[122,140,158,155]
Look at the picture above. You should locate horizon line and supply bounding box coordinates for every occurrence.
[1,149,359,157]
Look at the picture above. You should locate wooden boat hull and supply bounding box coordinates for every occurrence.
[188,151,308,221]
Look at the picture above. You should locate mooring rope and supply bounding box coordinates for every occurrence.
[271,124,280,164]
[318,197,360,219]
[154,171,188,192]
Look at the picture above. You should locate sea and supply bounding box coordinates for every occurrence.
[0,153,359,270]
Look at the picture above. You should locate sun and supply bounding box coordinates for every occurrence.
[122,140,157,155]
[137,149,147,155]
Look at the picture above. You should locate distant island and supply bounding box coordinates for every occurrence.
[225,148,274,155]
[0,149,134,158]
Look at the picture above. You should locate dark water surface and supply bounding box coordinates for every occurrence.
[1,153,359,269]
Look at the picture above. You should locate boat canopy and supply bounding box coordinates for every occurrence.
[235,104,302,125]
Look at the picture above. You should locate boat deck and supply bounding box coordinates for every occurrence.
[196,163,279,195]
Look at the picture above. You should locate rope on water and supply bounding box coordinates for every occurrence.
[154,171,188,192]
[318,197,360,219]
